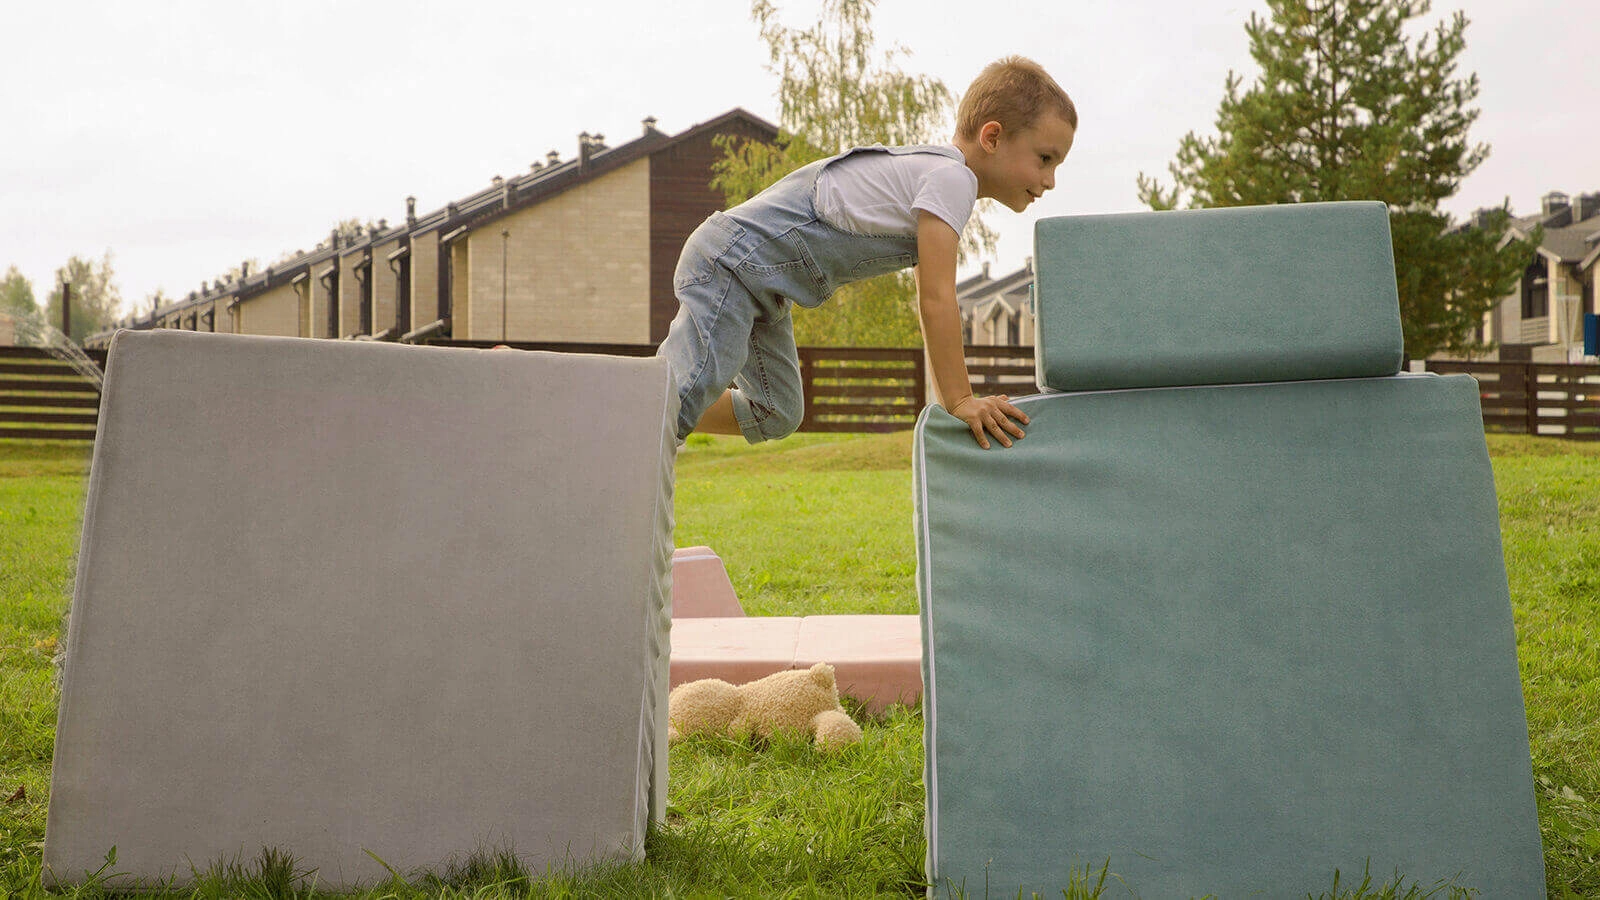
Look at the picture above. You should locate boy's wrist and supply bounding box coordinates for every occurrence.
[947,394,975,414]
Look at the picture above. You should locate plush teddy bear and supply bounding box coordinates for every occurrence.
[668,662,863,750]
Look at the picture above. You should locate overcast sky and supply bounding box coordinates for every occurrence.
[2,0,1593,317]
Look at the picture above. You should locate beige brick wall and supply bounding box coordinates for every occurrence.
[339,251,364,338]
[236,283,303,337]
[411,231,440,332]
[451,240,471,338]
[456,159,651,342]
[372,238,402,337]
[203,298,228,333]
[311,263,337,339]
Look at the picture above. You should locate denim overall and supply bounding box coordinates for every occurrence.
[659,143,965,443]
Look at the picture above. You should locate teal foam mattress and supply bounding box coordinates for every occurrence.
[1032,202,1404,392]
[913,373,1543,897]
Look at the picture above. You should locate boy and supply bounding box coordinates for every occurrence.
[658,56,1076,450]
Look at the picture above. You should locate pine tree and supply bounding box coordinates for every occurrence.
[1136,0,1533,359]
[712,0,995,347]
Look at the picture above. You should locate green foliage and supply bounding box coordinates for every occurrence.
[1,266,36,319]
[711,0,995,348]
[1136,0,1533,359]
[42,252,121,344]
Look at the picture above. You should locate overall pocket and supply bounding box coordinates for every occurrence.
[674,212,746,290]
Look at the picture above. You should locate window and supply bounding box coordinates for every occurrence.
[1521,256,1548,319]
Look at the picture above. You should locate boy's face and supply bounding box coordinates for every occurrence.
[972,113,1076,213]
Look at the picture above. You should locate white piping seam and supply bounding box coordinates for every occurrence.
[1021,371,1433,403]
[635,363,676,844]
[912,409,940,885]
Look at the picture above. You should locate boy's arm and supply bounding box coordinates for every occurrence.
[915,211,1029,449]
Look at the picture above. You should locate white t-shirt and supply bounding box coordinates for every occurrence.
[815,146,978,238]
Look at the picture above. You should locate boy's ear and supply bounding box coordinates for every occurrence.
[978,120,1003,152]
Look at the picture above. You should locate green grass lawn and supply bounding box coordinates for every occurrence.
[1,432,1597,898]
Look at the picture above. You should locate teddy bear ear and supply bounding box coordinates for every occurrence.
[809,662,835,686]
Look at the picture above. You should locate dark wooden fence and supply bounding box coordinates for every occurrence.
[9,341,1596,441]
[0,346,106,441]
[1422,359,1600,440]
[436,339,1039,433]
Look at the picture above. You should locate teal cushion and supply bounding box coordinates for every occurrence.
[914,373,1543,898]
[1032,201,1404,391]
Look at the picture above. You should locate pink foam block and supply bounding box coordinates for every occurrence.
[669,617,801,687]
[794,615,922,714]
[670,547,745,617]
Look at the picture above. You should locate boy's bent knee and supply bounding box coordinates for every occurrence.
[739,398,804,444]
[765,405,804,441]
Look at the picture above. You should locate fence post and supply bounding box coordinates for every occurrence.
[1524,362,1538,436]
[799,348,814,430]
[914,348,928,412]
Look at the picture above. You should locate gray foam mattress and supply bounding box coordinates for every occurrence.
[45,330,675,888]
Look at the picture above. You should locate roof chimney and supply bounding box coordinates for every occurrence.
[491,174,504,188]
[642,116,659,134]
[241,261,250,279]
[1543,191,1573,226]
[406,195,417,226]
[546,149,561,167]
[1575,192,1600,223]
[578,132,593,168]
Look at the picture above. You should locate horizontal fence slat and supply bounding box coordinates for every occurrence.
[0,379,100,395]
[966,365,1036,378]
[799,347,921,363]
[800,420,908,433]
[964,344,1035,358]
[808,403,919,417]
[807,384,915,399]
[0,346,109,362]
[0,426,96,441]
[809,367,919,381]
[0,411,98,426]
[0,362,97,378]
[0,394,101,409]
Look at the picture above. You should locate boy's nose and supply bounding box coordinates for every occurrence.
[1042,170,1056,191]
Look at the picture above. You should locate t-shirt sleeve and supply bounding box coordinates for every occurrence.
[912,163,979,235]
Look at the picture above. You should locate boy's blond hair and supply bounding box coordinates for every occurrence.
[955,56,1077,140]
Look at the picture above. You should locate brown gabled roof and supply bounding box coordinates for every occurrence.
[433,108,779,236]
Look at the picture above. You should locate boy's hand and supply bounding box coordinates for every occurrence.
[948,394,1028,449]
